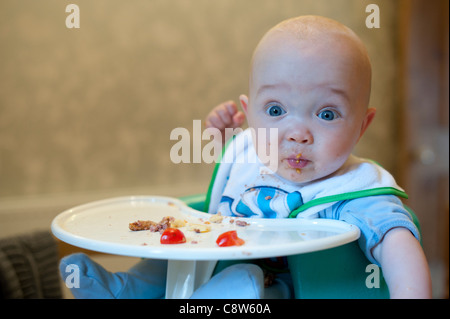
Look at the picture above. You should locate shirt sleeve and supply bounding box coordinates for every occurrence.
[319,195,421,266]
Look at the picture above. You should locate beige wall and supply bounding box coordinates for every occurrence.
[0,1,399,216]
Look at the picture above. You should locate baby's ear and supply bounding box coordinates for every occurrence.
[239,94,249,114]
[359,107,376,140]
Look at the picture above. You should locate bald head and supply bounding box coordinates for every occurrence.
[249,15,372,108]
[263,15,364,43]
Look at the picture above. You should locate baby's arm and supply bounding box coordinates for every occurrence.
[372,227,432,298]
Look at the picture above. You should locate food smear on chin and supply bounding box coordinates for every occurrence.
[295,154,302,174]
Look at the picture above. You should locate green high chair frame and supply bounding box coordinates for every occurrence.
[180,193,421,299]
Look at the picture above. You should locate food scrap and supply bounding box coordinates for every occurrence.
[129,216,186,233]
[216,230,245,247]
[160,228,186,244]
[209,213,224,224]
[129,216,174,233]
[130,213,247,247]
[235,220,249,227]
[129,220,156,231]
[171,219,187,228]
[188,223,211,233]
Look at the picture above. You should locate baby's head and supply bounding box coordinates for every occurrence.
[240,15,376,183]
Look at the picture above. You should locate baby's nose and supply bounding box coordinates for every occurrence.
[285,127,314,144]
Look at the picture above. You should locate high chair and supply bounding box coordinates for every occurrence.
[180,193,421,299]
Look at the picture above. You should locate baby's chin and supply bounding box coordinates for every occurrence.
[271,168,316,185]
[273,165,338,185]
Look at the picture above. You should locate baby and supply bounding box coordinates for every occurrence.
[60,15,431,299]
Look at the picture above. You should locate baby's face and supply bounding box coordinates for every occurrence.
[244,32,373,184]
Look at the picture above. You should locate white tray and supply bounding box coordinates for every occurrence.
[51,195,360,261]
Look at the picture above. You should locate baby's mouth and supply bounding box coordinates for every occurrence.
[286,155,310,169]
[286,153,310,173]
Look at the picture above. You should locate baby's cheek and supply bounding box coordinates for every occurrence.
[324,134,354,157]
[312,136,343,159]
[322,147,351,172]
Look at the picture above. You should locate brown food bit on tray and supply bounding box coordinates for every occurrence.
[129,216,175,233]
[129,220,156,231]
[235,220,249,227]
[150,216,175,233]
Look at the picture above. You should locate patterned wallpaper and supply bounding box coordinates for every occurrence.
[0,0,399,199]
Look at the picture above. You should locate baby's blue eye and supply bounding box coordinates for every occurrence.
[266,105,286,117]
[318,109,337,121]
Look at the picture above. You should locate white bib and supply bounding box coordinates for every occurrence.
[206,129,407,219]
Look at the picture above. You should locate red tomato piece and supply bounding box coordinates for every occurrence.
[160,228,186,244]
[216,230,245,247]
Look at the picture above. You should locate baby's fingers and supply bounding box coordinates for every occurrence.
[205,101,237,129]
[215,105,234,126]
[205,112,225,129]
[232,111,246,128]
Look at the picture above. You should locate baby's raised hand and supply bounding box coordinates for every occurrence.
[205,100,246,132]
